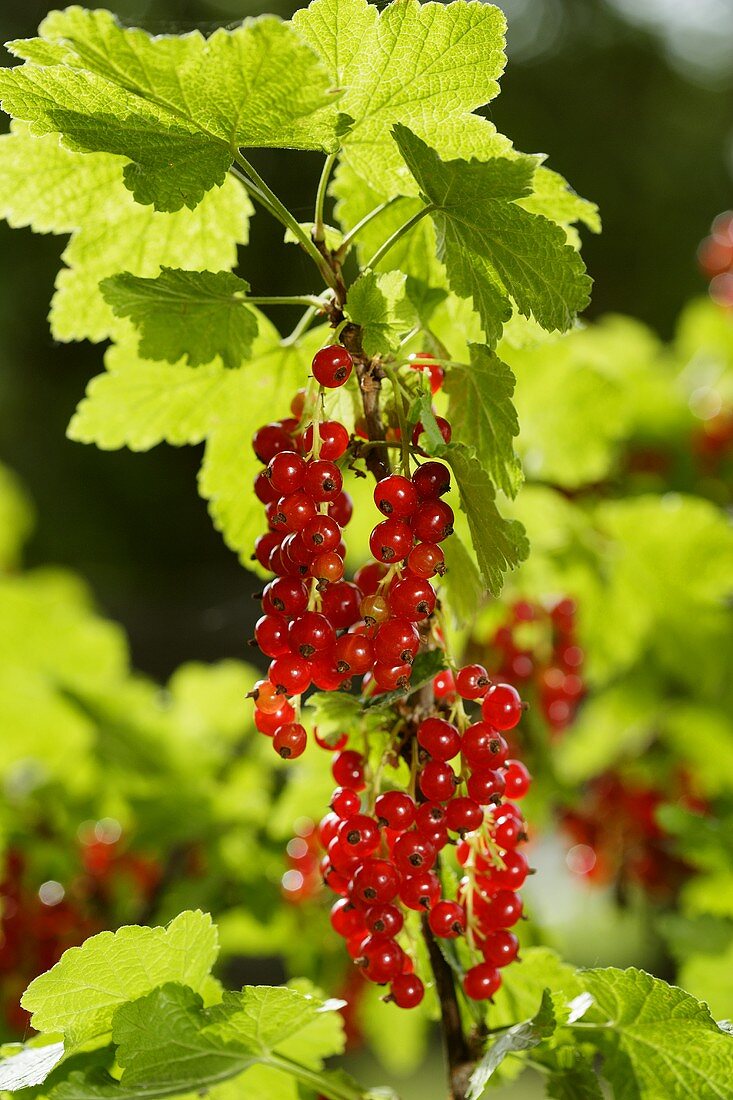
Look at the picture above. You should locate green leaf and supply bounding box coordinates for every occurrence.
[0,1039,65,1091]
[444,344,522,498]
[681,942,733,1022]
[293,0,509,195]
[101,269,259,369]
[437,444,529,596]
[520,166,601,236]
[490,948,582,1029]
[345,270,407,357]
[393,126,592,346]
[1,10,340,210]
[440,529,484,625]
[580,967,733,1100]
[545,1053,604,1100]
[0,462,34,569]
[22,911,218,1050]
[0,123,251,343]
[467,990,556,1099]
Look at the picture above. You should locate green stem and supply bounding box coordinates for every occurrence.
[336,196,402,258]
[383,365,412,477]
[248,295,326,308]
[314,152,338,243]
[266,1054,371,1100]
[363,205,434,271]
[282,304,319,346]
[233,152,339,291]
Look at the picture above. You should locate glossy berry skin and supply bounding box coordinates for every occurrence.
[254,531,282,570]
[330,787,362,819]
[504,760,532,799]
[303,421,350,460]
[302,514,341,553]
[456,664,491,700]
[407,541,445,578]
[268,655,312,696]
[334,633,374,675]
[374,475,419,518]
[492,815,526,850]
[253,422,292,462]
[432,669,456,699]
[372,662,411,691]
[365,904,404,938]
[312,345,353,387]
[400,870,441,911]
[275,490,317,532]
[359,936,404,983]
[480,929,519,968]
[392,832,436,874]
[445,797,484,834]
[428,900,467,939]
[419,760,458,802]
[467,769,506,805]
[254,614,290,658]
[267,450,305,494]
[253,679,285,714]
[389,973,425,1009]
[303,459,343,502]
[288,612,336,658]
[255,469,279,505]
[310,654,346,691]
[375,791,416,831]
[412,416,452,447]
[417,718,461,762]
[273,723,308,759]
[328,491,353,527]
[262,578,308,617]
[254,701,294,736]
[369,519,413,563]
[350,859,400,906]
[354,561,388,594]
[462,724,508,770]
[412,461,451,499]
[330,898,365,938]
[332,751,366,791]
[463,963,501,1001]
[411,500,455,543]
[338,814,380,858]
[478,889,523,929]
[321,582,362,629]
[388,576,436,621]
[360,594,390,624]
[374,619,420,665]
[490,849,529,892]
[482,683,524,731]
[311,551,344,583]
[408,352,444,394]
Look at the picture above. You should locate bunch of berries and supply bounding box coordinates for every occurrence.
[248,340,534,1008]
[698,210,733,310]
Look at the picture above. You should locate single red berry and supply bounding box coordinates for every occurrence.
[255,470,280,504]
[273,722,307,759]
[407,541,445,578]
[503,760,532,800]
[412,461,451,499]
[455,664,491,700]
[408,352,444,394]
[445,797,484,834]
[369,518,413,563]
[358,935,404,983]
[490,849,529,892]
[288,612,336,659]
[463,963,501,1001]
[332,751,366,791]
[480,929,519,967]
[321,581,362,629]
[374,619,420,665]
[345,930,369,957]
[375,791,416,831]
[389,973,425,1009]
[267,450,306,495]
[372,662,412,691]
[330,787,362,819]
[428,900,467,939]
[411,416,452,448]
[462,723,509,770]
[360,594,390,624]
[350,858,400,906]
[392,832,436,874]
[290,388,307,419]
[303,421,350,460]
[477,888,523,928]
[276,490,318,532]
[417,717,461,762]
[310,655,346,691]
[312,345,353,388]
[492,814,526,851]
[328,836,361,876]
[311,550,345,583]
[301,514,341,553]
[432,669,456,699]
[374,475,419,518]
[467,769,506,805]
[400,870,441,911]
[268,655,312,696]
[330,898,365,938]
[303,459,343,502]
[387,576,436,621]
[254,705,293,736]
[261,577,309,617]
[254,614,290,658]
[254,531,282,569]
[411,500,454,543]
[328,490,353,527]
[334,633,375,675]
[482,683,524,731]
[253,422,292,462]
[318,812,341,847]
[419,760,459,802]
[338,814,380,858]
[354,561,388,595]
[252,679,284,714]
[365,904,404,938]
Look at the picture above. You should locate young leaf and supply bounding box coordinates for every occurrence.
[393,126,592,346]
[580,967,733,1100]
[101,270,259,369]
[0,124,251,344]
[437,443,529,596]
[466,990,556,1099]
[22,911,218,1050]
[444,344,522,498]
[345,271,407,357]
[0,10,340,212]
[293,0,508,195]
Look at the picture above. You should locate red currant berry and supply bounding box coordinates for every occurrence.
[480,929,519,967]
[334,633,375,675]
[412,416,452,448]
[358,936,404,983]
[387,576,436,621]
[303,459,343,502]
[455,664,491,700]
[273,722,307,759]
[490,849,529,891]
[482,683,524,731]
[314,727,348,752]
[408,352,444,394]
[338,814,380,858]
[411,500,454,543]
[445,797,484,834]
[428,900,467,939]
[503,760,532,800]
[268,655,312,696]
[350,858,400,906]
[360,594,390,624]
[254,531,282,569]
[252,679,284,714]
[492,814,527,850]
[478,888,523,928]
[254,700,295,736]
[254,614,290,658]
[432,669,456,699]
[407,541,445,578]
[267,450,306,495]
[374,475,419,518]
[463,963,501,1001]
[375,791,416,831]
[369,518,413,563]
[374,619,420,665]
[288,612,336,658]
[312,345,353,388]
[319,812,341,847]
[365,904,404,938]
[392,832,436,874]
[417,718,461,762]
[415,802,447,832]
[372,662,412,691]
[276,491,317,532]
[412,461,451,499]
[301,514,341,553]
[321,581,362,629]
[331,787,362,819]
[332,751,366,791]
[462,723,509,770]
[303,421,350,460]
[419,760,459,802]
[255,470,280,504]
[389,973,425,1008]
[400,870,441,911]
[467,769,506,805]
[253,422,292,462]
[330,898,365,938]
[328,490,353,527]
[354,561,388,594]
[310,551,345,583]
[328,836,361,876]
[310,655,346,691]
[290,388,307,419]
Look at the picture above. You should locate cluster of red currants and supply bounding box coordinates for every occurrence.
[698,210,733,310]
[320,675,531,1007]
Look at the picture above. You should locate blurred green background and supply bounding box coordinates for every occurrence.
[0,0,731,677]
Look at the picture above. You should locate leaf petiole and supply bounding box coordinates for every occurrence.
[363,205,434,272]
[314,152,338,244]
[336,196,402,259]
